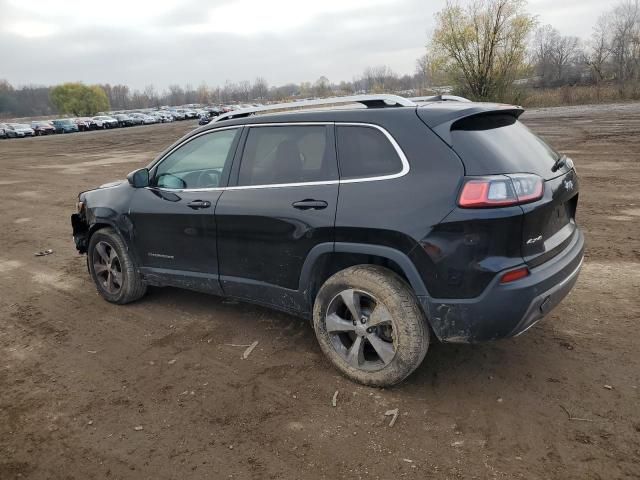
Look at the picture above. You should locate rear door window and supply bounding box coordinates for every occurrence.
[336,125,403,180]
[237,125,336,186]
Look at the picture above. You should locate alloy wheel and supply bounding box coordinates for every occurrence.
[325,289,396,371]
[92,241,123,294]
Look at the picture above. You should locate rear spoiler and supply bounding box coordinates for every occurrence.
[418,103,524,146]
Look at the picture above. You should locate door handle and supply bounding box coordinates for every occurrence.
[292,199,328,210]
[187,200,211,209]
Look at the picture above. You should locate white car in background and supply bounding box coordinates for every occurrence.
[5,123,35,138]
[159,111,174,122]
[130,113,157,125]
[92,116,119,128]
[149,111,172,123]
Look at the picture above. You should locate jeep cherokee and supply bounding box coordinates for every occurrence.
[71,95,584,386]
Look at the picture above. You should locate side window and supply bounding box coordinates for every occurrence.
[336,125,403,180]
[153,128,239,189]
[237,125,337,186]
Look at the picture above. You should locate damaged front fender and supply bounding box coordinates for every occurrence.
[71,213,89,253]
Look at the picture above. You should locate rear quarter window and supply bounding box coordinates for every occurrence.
[336,125,403,180]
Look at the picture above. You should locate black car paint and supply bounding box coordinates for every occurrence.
[72,103,584,343]
[216,183,339,312]
[130,186,224,294]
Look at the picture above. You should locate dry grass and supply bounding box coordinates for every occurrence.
[520,84,640,108]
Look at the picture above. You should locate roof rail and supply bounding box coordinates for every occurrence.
[213,94,416,123]
[409,94,472,103]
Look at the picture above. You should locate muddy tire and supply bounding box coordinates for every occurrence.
[87,227,146,304]
[313,265,429,387]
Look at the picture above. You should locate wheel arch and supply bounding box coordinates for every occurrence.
[88,220,116,236]
[86,218,132,255]
[299,242,430,309]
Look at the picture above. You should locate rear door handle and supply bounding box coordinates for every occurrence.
[187,200,211,209]
[292,199,328,210]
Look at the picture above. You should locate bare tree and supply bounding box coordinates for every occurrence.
[552,35,581,83]
[251,77,269,100]
[586,15,612,83]
[196,83,210,104]
[143,85,159,107]
[220,81,237,103]
[313,76,331,97]
[608,0,640,83]
[167,84,185,106]
[415,54,431,92]
[238,80,252,102]
[361,66,397,92]
[183,84,197,104]
[429,0,536,100]
[415,54,448,92]
[534,26,582,85]
[532,25,557,83]
[270,83,299,100]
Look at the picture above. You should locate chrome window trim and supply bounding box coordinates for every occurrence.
[148,122,409,193]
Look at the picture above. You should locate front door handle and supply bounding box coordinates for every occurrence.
[187,199,211,209]
[292,199,328,210]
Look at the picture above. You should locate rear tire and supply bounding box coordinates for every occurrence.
[87,227,146,304]
[313,265,429,387]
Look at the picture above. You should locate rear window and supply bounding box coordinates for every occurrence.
[451,114,560,179]
[336,125,403,179]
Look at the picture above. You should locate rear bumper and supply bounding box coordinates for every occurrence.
[420,228,584,343]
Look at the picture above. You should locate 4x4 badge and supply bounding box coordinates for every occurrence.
[563,179,574,191]
[526,235,543,245]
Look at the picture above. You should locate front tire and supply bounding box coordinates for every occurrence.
[313,265,429,387]
[87,227,147,304]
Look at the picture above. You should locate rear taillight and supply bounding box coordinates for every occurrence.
[458,174,543,208]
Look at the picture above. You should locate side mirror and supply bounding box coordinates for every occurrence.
[127,168,149,188]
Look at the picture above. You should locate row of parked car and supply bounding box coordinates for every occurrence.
[0,106,230,139]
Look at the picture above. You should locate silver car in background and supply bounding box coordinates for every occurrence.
[5,123,35,138]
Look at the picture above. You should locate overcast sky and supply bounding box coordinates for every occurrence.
[0,0,607,91]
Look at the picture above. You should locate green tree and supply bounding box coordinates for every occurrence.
[49,83,110,116]
[429,0,536,100]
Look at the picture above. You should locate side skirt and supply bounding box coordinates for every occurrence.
[139,267,309,318]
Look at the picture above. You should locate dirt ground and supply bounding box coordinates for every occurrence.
[0,104,639,480]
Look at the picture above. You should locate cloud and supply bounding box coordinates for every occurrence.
[0,0,610,90]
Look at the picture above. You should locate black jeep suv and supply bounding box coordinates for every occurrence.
[71,95,583,386]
